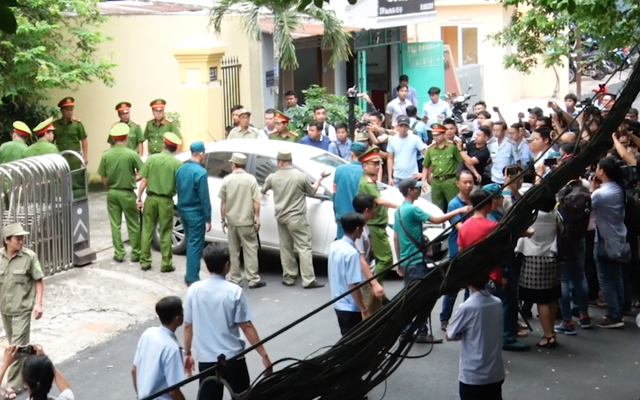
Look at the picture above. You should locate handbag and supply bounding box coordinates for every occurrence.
[595,230,631,263]
[396,208,429,263]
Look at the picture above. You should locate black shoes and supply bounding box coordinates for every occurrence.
[304,281,325,289]
[249,281,267,289]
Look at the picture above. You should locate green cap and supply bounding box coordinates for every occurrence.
[33,117,55,135]
[358,146,380,163]
[350,142,366,156]
[163,132,182,146]
[109,122,130,138]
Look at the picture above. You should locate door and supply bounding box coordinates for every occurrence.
[356,50,368,110]
[252,155,280,249]
[204,151,235,242]
[400,41,445,111]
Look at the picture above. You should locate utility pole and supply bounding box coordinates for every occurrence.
[576,28,582,99]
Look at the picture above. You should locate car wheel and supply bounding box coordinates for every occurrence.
[151,211,187,255]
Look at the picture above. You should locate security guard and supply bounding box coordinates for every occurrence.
[269,112,299,142]
[357,147,398,286]
[98,123,144,263]
[144,99,181,155]
[333,142,367,239]
[108,102,144,156]
[0,122,30,164]
[136,132,183,272]
[261,149,328,289]
[0,223,44,399]
[227,109,261,139]
[219,153,264,288]
[24,118,60,157]
[175,141,211,286]
[422,123,463,212]
[53,97,88,199]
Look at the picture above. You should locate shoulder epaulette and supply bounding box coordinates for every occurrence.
[487,137,497,144]
[131,120,139,126]
[290,131,299,137]
[166,118,174,123]
[72,117,81,122]
[366,175,376,183]
[23,248,36,257]
[506,138,515,144]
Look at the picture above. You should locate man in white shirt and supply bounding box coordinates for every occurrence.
[386,84,413,127]
[311,105,337,141]
[391,74,419,106]
[446,278,505,400]
[421,87,451,137]
[258,108,276,139]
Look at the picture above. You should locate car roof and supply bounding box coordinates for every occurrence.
[195,139,331,160]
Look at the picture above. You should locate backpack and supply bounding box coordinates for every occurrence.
[557,180,591,240]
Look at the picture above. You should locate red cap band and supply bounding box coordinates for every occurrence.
[360,152,380,163]
[35,124,54,135]
[164,138,177,146]
[14,129,30,138]
[59,99,74,108]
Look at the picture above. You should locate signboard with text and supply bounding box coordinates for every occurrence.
[377,0,435,17]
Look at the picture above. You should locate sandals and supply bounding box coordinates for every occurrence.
[3,387,22,400]
[536,336,557,349]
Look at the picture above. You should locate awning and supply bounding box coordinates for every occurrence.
[259,17,363,39]
[342,0,437,30]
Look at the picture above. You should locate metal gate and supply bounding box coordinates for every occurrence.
[221,55,242,129]
[0,152,96,275]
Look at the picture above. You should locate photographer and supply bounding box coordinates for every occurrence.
[0,344,73,400]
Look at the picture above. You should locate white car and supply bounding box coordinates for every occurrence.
[140,140,450,264]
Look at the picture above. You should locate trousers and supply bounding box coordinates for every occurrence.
[430,177,458,213]
[369,225,393,283]
[180,209,206,283]
[64,154,87,199]
[227,225,261,285]
[107,189,141,261]
[1,312,31,390]
[140,195,174,270]
[198,358,250,400]
[459,380,503,400]
[277,216,316,287]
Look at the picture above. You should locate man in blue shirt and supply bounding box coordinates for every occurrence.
[299,120,330,151]
[328,123,352,161]
[421,87,451,138]
[183,243,272,400]
[387,115,426,186]
[393,179,469,343]
[333,142,367,239]
[176,141,212,286]
[439,170,474,330]
[328,212,368,335]
[487,122,520,184]
[132,296,186,400]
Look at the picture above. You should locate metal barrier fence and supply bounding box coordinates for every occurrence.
[221,55,242,129]
[0,152,96,275]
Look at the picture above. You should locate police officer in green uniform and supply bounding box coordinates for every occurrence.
[0,223,44,399]
[261,149,327,289]
[269,112,300,142]
[143,99,182,155]
[357,147,399,286]
[108,102,144,156]
[0,122,30,164]
[136,132,183,272]
[53,97,88,199]
[24,118,60,158]
[98,123,144,263]
[421,123,463,212]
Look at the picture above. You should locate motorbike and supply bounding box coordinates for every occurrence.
[569,51,607,82]
[611,46,633,70]
[451,84,476,124]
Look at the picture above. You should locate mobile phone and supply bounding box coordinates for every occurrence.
[547,101,554,108]
[492,106,499,112]
[544,158,558,167]
[505,167,520,176]
[517,112,525,119]
[17,345,35,358]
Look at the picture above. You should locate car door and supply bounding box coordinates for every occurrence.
[302,174,334,255]
[251,156,280,249]
[203,151,234,242]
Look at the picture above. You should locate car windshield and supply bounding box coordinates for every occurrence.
[309,154,346,169]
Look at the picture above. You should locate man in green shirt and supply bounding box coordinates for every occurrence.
[144,99,181,155]
[98,123,144,263]
[269,112,300,142]
[24,118,60,158]
[422,124,463,212]
[136,132,183,272]
[357,147,399,286]
[0,122,30,164]
[108,102,144,156]
[53,97,88,199]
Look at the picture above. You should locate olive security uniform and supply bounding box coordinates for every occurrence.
[176,155,212,284]
[423,142,463,212]
[53,114,88,199]
[0,140,27,164]
[145,118,181,155]
[98,125,144,262]
[0,247,44,390]
[24,139,60,157]
[227,126,261,140]
[262,163,318,287]
[140,145,183,271]
[268,131,299,142]
[107,121,144,152]
[219,166,261,286]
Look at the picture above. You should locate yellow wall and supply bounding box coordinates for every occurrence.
[49,14,262,179]
[415,3,568,107]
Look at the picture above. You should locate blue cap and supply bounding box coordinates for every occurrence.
[351,142,366,156]
[190,141,205,153]
[482,183,506,197]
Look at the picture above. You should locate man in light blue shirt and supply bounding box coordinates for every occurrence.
[183,243,272,400]
[387,115,426,186]
[329,212,367,335]
[391,74,419,107]
[132,296,186,400]
[328,123,352,162]
[487,122,519,184]
[421,87,452,137]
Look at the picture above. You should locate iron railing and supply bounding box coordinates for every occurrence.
[221,55,242,130]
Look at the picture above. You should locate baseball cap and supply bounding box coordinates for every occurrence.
[482,183,507,197]
[527,107,544,118]
[398,179,423,196]
[396,116,411,126]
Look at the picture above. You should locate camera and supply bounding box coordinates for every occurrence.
[621,164,638,188]
[17,345,35,358]
[544,158,558,167]
[355,118,371,132]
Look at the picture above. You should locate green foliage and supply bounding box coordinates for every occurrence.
[287,85,361,135]
[488,0,640,73]
[165,111,181,129]
[0,0,116,142]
